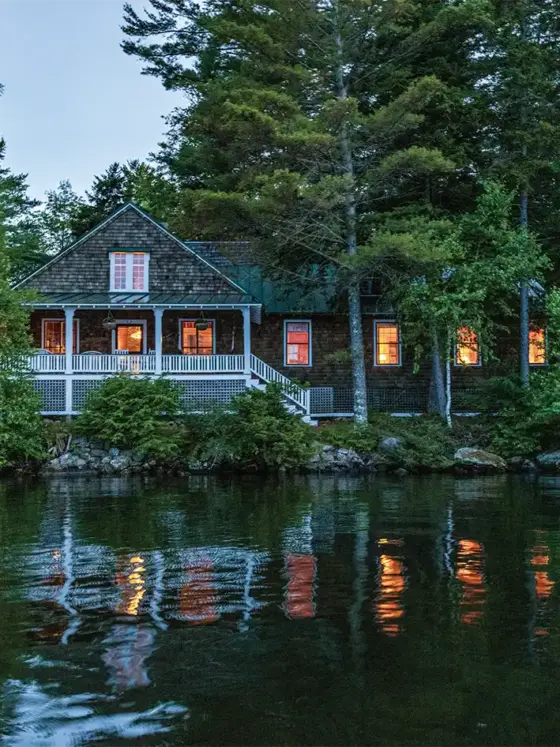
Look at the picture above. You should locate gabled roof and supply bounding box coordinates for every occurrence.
[16,202,251,296]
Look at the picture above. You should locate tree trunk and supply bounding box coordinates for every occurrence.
[520,189,529,387]
[429,327,446,420]
[334,15,368,424]
[445,329,452,428]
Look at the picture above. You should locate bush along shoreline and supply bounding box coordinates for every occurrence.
[4,373,560,478]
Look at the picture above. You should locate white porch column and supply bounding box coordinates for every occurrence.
[242,306,251,374]
[64,307,75,375]
[154,308,163,375]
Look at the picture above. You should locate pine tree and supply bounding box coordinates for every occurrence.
[122,0,487,422]
[39,180,83,254]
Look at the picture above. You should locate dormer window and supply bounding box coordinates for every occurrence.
[109,251,149,292]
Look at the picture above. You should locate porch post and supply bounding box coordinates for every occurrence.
[64,307,75,375]
[154,307,163,375]
[242,306,251,374]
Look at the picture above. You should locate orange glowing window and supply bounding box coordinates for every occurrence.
[285,321,311,366]
[529,328,546,365]
[181,320,214,355]
[115,324,144,353]
[42,319,78,354]
[375,322,400,366]
[455,327,480,366]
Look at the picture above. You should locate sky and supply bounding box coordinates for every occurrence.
[0,0,179,201]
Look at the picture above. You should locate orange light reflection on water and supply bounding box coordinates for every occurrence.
[374,542,406,637]
[456,539,485,625]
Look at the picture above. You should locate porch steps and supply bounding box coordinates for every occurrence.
[248,356,317,425]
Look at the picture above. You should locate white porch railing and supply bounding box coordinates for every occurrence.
[72,354,157,373]
[250,354,310,414]
[163,354,244,373]
[8,353,246,374]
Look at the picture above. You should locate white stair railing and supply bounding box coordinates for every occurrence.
[250,354,310,414]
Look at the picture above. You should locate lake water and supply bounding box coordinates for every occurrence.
[0,474,560,746]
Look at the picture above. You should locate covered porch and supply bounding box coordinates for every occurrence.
[25,292,260,376]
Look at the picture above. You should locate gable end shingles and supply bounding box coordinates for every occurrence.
[21,207,242,295]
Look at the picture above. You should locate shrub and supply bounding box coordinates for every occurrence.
[318,414,456,471]
[0,372,45,470]
[76,375,184,460]
[188,384,314,470]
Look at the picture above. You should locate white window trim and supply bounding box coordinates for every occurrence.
[109,252,150,292]
[454,327,482,367]
[529,326,548,367]
[111,319,148,354]
[373,319,402,368]
[41,318,80,354]
[178,318,216,355]
[284,319,312,367]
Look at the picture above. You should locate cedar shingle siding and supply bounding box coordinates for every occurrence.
[21,206,238,295]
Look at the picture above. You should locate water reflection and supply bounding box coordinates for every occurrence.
[374,539,406,637]
[456,539,486,625]
[3,475,560,746]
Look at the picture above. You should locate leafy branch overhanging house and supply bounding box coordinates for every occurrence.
[14,203,548,418]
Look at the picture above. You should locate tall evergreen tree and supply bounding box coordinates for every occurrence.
[38,180,83,254]
[122,0,487,422]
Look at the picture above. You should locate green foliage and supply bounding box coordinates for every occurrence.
[0,373,44,470]
[318,415,456,471]
[187,384,314,470]
[76,375,184,460]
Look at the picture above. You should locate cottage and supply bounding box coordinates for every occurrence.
[16,203,547,418]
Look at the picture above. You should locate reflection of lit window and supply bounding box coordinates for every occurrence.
[531,541,554,600]
[456,539,485,624]
[374,543,406,637]
[179,557,218,625]
[116,556,146,616]
[529,328,546,365]
[285,554,316,619]
[455,327,480,366]
[284,321,311,366]
[374,322,401,366]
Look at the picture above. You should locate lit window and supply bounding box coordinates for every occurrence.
[110,252,149,291]
[115,324,144,354]
[285,321,311,365]
[181,320,214,355]
[375,321,400,366]
[456,327,479,366]
[529,328,546,365]
[42,319,78,354]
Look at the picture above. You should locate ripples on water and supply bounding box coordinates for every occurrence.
[0,474,560,745]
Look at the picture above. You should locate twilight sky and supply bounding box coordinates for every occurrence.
[0,0,178,201]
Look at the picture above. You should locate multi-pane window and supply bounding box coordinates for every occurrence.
[113,253,127,290]
[42,320,78,354]
[374,321,400,366]
[110,252,149,291]
[529,327,546,365]
[455,327,480,366]
[181,321,214,355]
[285,321,311,366]
[115,324,144,354]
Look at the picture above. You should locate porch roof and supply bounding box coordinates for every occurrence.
[25,291,260,310]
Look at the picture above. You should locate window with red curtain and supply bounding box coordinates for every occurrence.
[455,327,480,366]
[285,321,310,365]
[529,328,546,365]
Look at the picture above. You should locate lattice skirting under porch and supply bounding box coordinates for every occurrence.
[308,386,481,417]
[34,376,250,415]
